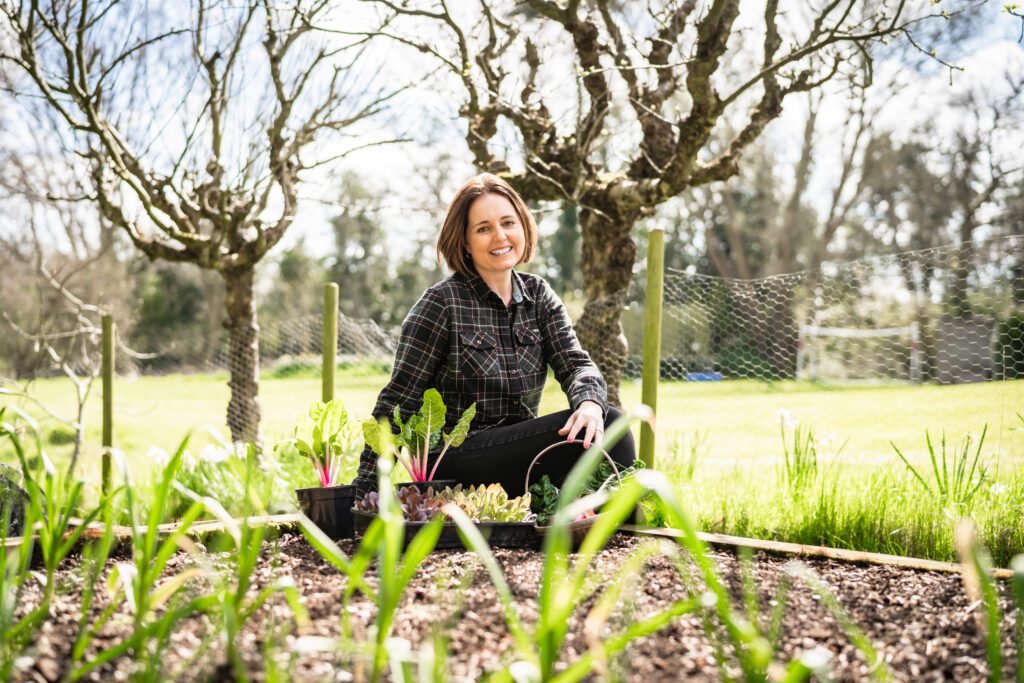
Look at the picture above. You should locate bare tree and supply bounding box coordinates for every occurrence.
[0,267,105,476]
[356,0,949,403]
[942,73,1024,315]
[1,1,399,441]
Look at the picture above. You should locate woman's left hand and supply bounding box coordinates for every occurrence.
[558,400,605,449]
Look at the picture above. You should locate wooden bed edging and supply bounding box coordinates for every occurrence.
[1,513,303,551]
[620,524,1015,579]
[4,515,1014,578]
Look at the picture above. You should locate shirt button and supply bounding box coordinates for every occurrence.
[510,368,518,374]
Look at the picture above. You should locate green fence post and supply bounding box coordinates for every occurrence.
[101,314,113,495]
[322,283,339,403]
[639,228,665,469]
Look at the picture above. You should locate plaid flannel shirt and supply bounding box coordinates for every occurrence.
[354,269,607,494]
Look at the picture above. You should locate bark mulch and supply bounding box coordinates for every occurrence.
[12,533,1020,682]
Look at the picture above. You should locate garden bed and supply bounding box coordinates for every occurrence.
[11,533,1018,682]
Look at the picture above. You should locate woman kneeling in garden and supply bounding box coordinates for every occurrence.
[353,174,636,497]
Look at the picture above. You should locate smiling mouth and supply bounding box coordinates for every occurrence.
[489,246,513,256]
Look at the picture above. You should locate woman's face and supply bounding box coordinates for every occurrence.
[465,192,526,278]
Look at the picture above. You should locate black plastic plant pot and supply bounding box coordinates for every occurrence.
[352,510,538,550]
[295,484,356,540]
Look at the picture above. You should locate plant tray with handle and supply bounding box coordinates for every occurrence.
[527,440,622,545]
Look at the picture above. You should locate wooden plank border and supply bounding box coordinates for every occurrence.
[5,515,1014,579]
[2,513,302,553]
[621,524,1014,579]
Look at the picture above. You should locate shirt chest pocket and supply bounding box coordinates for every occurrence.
[515,325,545,374]
[459,330,500,377]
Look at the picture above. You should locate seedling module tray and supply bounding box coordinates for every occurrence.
[352,510,539,550]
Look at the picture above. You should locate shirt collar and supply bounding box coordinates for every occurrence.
[463,269,534,305]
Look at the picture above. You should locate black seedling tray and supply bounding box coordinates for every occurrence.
[352,510,539,550]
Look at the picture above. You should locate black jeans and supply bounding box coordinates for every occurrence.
[431,406,636,497]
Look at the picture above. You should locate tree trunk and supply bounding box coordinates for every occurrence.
[725,277,799,380]
[950,220,975,317]
[222,267,261,443]
[575,208,637,407]
[757,279,799,379]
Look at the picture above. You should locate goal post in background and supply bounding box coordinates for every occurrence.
[796,323,923,383]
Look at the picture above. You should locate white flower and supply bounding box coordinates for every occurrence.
[145,446,170,467]
[989,483,1008,496]
[205,427,232,449]
[776,409,799,431]
[199,444,229,464]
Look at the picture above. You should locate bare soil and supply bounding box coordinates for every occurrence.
[12,533,1019,682]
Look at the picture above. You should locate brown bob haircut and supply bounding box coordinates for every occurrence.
[436,173,538,277]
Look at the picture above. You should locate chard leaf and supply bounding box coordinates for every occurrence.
[319,399,348,437]
[292,438,314,459]
[307,401,326,423]
[443,402,477,449]
[362,419,383,456]
[312,425,324,459]
[403,415,422,452]
[418,389,447,440]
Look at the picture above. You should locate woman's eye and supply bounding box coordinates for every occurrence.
[477,225,489,232]
[502,221,515,227]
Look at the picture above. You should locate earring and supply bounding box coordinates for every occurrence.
[465,250,472,260]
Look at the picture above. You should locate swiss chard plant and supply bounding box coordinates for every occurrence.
[287,400,357,487]
[362,389,476,483]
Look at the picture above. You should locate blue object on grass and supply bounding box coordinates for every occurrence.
[685,372,723,381]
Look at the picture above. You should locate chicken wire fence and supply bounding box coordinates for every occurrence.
[164,312,398,378]
[623,233,1024,386]
[3,236,1022,392]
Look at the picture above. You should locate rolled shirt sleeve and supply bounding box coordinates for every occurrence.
[536,279,608,417]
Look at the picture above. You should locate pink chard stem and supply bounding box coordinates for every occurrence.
[427,445,451,482]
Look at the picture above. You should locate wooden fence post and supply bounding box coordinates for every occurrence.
[101,315,113,495]
[322,283,339,403]
[639,228,665,469]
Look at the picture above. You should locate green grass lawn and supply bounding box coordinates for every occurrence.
[4,372,1023,564]
[4,372,1022,485]
[8,372,1021,467]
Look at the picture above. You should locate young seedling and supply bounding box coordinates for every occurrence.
[891,425,989,508]
[69,439,211,682]
[448,407,665,681]
[301,426,444,683]
[362,388,476,483]
[0,408,106,679]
